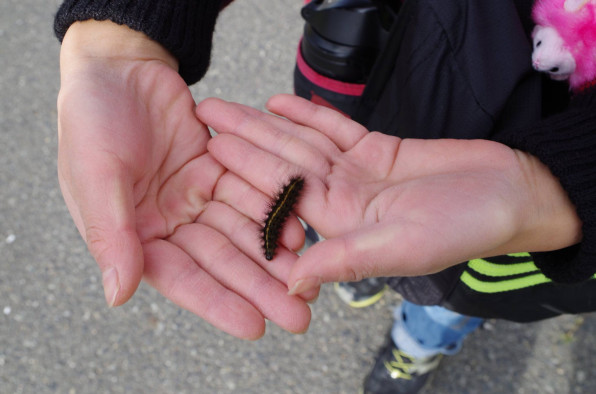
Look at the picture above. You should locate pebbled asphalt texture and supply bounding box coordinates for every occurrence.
[1,0,595,393]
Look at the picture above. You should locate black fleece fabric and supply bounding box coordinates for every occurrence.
[54,0,596,283]
[54,0,223,85]
[494,86,596,283]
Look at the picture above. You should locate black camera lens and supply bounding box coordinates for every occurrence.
[300,0,395,82]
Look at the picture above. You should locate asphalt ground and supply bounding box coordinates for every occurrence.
[1,0,595,393]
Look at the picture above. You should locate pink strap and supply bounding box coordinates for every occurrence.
[296,43,366,97]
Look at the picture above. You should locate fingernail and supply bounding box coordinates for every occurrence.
[102,267,120,307]
[288,277,322,296]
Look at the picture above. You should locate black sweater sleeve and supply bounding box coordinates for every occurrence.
[493,86,596,283]
[54,0,225,85]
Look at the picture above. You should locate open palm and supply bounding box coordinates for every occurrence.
[57,22,311,339]
[198,94,580,295]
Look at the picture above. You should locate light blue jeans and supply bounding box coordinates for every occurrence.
[391,301,484,359]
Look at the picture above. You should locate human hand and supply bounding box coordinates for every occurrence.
[57,22,311,339]
[197,94,582,296]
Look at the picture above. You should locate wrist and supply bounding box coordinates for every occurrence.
[60,20,178,75]
[510,150,582,253]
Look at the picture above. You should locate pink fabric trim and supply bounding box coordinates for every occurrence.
[296,44,366,97]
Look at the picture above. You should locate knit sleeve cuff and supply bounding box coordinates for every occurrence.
[54,0,224,85]
[493,91,596,283]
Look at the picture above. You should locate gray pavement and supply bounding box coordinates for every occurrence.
[1,0,595,393]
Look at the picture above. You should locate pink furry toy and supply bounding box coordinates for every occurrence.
[531,0,596,91]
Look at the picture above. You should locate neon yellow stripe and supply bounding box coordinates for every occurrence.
[506,252,532,258]
[460,271,552,293]
[467,258,538,277]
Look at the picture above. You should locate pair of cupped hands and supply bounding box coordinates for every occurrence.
[57,21,580,339]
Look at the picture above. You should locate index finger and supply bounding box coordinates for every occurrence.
[266,94,369,152]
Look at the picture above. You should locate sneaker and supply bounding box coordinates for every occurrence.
[334,278,388,308]
[362,336,442,394]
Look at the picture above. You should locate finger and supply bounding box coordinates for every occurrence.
[142,238,266,340]
[169,220,312,334]
[65,158,144,307]
[266,94,369,152]
[196,98,331,173]
[150,146,307,253]
[197,201,319,302]
[208,133,321,196]
[207,134,331,240]
[286,224,444,296]
[58,174,84,237]
[220,100,342,157]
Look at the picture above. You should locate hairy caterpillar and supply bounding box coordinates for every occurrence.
[261,176,305,260]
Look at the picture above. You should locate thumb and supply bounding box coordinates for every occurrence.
[287,236,370,296]
[65,160,144,307]
[287,227,416,296]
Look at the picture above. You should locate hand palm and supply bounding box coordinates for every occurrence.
[317,135,521,276]
[58,58,311,339]
[198,95,554,292]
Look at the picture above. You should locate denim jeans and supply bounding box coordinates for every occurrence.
[391,301,484,359]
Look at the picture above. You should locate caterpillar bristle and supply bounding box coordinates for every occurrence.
[261,176,305,261]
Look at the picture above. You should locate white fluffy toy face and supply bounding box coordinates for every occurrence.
[532,25,576,81]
